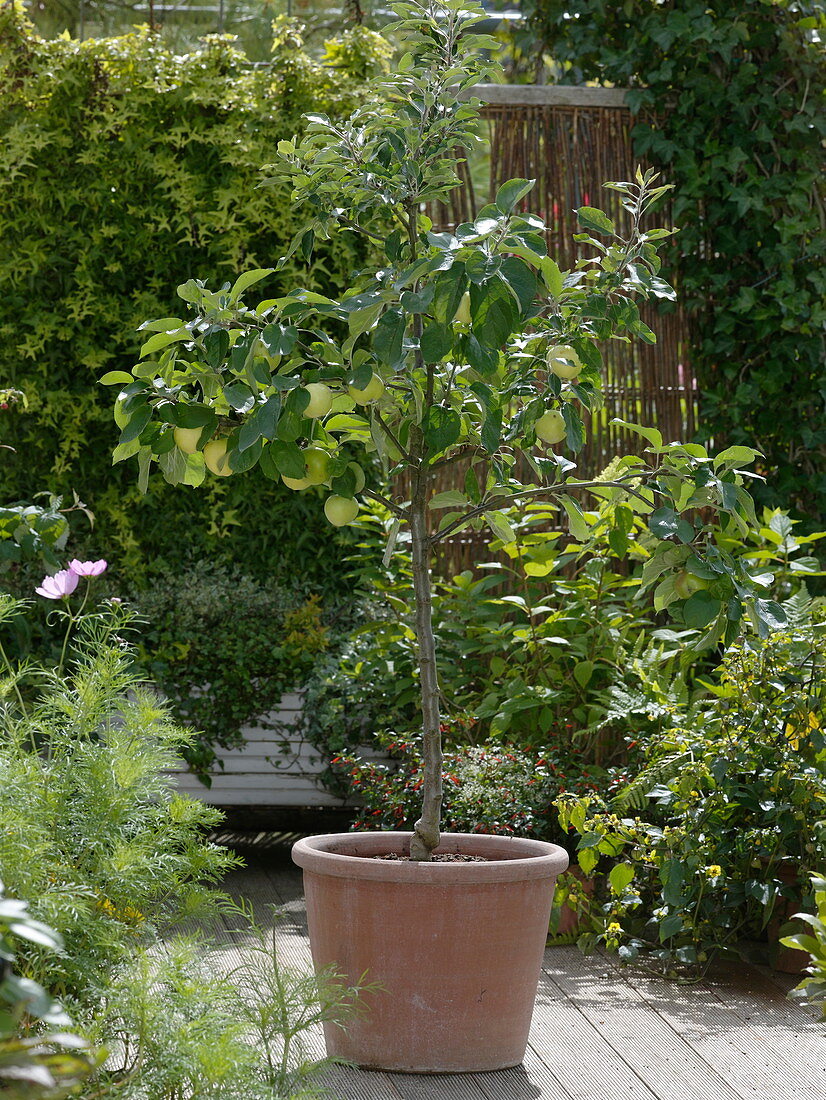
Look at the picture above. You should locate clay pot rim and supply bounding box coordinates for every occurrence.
[292,830,569,884]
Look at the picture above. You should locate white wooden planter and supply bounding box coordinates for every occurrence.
[171,692,384,808]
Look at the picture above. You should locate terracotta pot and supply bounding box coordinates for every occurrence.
[292,830,568,1073]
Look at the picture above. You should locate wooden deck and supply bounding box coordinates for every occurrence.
[212,831,825,1100]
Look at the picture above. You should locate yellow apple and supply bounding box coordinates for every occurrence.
[534,409,567,445]
[173,426,204,454]
[546,344,583,380]
[453,291,472,325]
[348,374,384,404]
[203,438,233,477]
[282,474,314,490]
[303,383,333,419]
[303,447,332,485]
[324,495,360,527]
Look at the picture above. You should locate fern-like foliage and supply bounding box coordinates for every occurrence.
[610,751,694,813]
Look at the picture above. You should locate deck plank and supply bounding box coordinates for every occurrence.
[545,947,749,1100]
[210,834,826,1100]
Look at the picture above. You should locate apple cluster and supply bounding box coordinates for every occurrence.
[172,374,385,527]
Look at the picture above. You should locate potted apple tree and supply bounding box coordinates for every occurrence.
[107,0,778,1073]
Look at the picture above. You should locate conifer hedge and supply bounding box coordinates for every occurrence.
[0,4,388,589]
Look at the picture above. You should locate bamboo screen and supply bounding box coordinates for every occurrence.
[420,85,696,577]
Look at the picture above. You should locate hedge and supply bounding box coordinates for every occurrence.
[0,4,390,592]
[517,0,825,523]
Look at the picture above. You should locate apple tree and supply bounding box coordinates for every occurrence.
[106,0,782,859]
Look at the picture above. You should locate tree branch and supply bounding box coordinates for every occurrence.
[362,488,407,520]
[372,408,414,464]
[431,473,658,544]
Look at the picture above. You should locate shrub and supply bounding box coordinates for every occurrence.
[0,6,387,592]
[557,606,826,972]
[782,873,826,1017]
[130,561,332,777]
[334,735,608,846]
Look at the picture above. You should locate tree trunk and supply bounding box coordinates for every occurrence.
[409,477,442,862]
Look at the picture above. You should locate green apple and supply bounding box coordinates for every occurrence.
[203,438,233,477]
[303,447,332,485]
[282,474,313,491]
[534,409,567,445]
[324,495,359,527]
[453,291,472,325]
[348,462,366,494]
[674,570,711,600]
[303,382,333,419]
[546,344,583,380]
[348,374,384,404]
[173,425,204,454]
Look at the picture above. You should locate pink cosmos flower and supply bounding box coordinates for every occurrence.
[68,559,108,577]
[35,569,80,600]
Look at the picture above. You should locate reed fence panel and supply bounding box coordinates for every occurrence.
[422,85,696,578]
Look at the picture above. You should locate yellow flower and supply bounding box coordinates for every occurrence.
[705,865,722,878]
[607,922,622,934]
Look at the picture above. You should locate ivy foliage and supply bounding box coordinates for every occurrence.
[0,4,389,590]
[518,0,826,521]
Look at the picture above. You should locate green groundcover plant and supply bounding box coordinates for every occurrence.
[109,0,779,861]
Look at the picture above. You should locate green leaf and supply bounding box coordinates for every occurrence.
[611,419,663,449]
[495,178,535,213]
[431,264,466,324]
[713,445,761,469]
[269,440,307,479]
[539,257,564,298]
[481,406,502,453]
[229,268,274,302]
[560,495,591,541]
[754,598,787,631]
[609,863,634,895]
[562,404,585,453]
[471,276,517,350]
[99,370,134,385]
[203,328,231,369]
[261,323,298,357]
[577,206,616,236]
[423,407,461,454]
[485,510,516,544]
[173,404,216,429]
[659,914,684,942]
[430,490,469,509]
[223,382,255,413]
[466,334,499,377]
[139,328,188,358]
[238,395,281,452]
[683,591,722,628]
[420,322,453,364]
[119,403,152,444]
[373,308,406,368]
[574,660,594,688]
